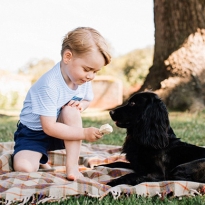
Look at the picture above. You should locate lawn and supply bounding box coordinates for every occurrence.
[1,110,205,204]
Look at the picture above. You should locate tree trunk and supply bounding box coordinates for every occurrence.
[140,0,205,111]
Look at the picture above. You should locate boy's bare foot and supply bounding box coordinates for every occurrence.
[66,166,84,181]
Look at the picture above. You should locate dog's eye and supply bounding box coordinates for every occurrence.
[129,102,135,106]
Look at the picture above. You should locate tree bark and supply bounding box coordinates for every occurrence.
[140,0,205,111]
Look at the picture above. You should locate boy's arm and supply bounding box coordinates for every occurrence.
[40,115,102,142]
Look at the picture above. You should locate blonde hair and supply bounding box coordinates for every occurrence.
[61,27,111,65]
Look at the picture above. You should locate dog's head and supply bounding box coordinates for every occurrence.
[110,92,170,149]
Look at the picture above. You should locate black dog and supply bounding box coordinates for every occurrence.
[104,91,205,186]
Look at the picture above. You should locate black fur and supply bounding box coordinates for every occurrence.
[104,92,205,186]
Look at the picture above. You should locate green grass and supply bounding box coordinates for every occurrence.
[0,114,18,142]
[37,195,205,205]
[1,110,205,204]
[169,110,205,146]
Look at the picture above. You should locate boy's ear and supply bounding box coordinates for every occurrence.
[63,50,73,64]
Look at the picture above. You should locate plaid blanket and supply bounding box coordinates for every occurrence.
[0,142,205,204]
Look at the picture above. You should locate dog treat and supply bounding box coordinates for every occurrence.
[99,124,113,135]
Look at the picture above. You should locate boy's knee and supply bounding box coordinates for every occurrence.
[62,106,80,115]
[13,150,42,172]
[13,158,39,172]
[59,106,82,125]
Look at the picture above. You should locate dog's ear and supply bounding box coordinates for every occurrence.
[135,97,170,149]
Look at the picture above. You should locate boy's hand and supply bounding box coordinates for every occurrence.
[67,100,83,112]
[62,100,90,112]
[83,127,103,142]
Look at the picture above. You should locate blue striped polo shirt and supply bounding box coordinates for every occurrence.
[20,62,93,131]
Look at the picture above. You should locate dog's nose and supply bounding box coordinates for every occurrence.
[109,110,115,115]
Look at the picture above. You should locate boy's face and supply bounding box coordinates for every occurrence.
[63,49,105,86]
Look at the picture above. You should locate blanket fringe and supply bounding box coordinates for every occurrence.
[18,196,31,205]
[7,196,31,205]
[36,196,59,204]
[100,186,123,200]
[189,189,202,196]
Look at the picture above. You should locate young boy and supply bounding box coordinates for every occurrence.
[13,27,112,180]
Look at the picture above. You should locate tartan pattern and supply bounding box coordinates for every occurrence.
[0,142,204,204]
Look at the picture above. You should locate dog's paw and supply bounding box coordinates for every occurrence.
[99,124,113,135]
[107,173,140,186]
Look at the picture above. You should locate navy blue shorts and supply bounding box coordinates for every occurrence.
[13,122,65,164]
